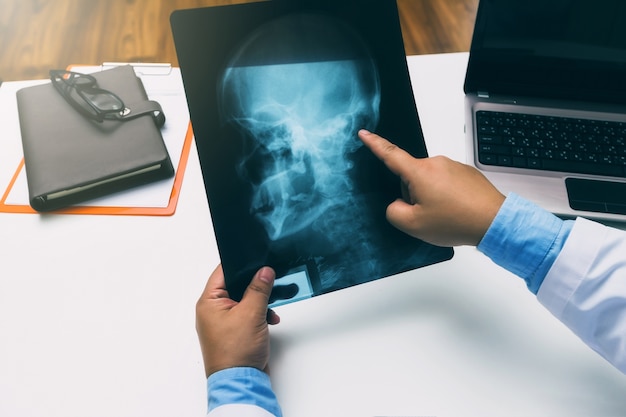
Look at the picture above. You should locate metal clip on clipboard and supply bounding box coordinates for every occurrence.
[101,62,173,76]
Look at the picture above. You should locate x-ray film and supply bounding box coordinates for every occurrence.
[171,0,454,306]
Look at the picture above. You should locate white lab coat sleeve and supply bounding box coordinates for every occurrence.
[208,404,277,417]
[537,217,626,373]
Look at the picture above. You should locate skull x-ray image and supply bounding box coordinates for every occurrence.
[171,0,454,305]
[219,14,381,244]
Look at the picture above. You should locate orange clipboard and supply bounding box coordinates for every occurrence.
[0,123,194,216]
[0,64,194,216]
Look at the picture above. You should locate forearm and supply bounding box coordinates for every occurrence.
[477,192,573,294]
[478,193,626,373]
[207,367,282,417]
[537,218,626,373]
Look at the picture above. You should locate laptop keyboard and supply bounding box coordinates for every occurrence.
[476,110,626,178]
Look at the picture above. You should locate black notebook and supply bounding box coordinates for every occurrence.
[17,65,174,212]
[171,0,454,306]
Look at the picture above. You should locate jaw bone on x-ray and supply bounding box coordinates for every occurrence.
[218,13,384,305]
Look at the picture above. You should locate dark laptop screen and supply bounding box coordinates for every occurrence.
[464,0,626,104]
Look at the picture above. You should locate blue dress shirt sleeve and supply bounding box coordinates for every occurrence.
[207,367,282,417]
[477,193,574,294]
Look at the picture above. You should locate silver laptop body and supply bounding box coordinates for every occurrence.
[464,0,626,222]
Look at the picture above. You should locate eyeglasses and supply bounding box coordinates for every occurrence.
[50,70,130,123]
[49,70,165,127]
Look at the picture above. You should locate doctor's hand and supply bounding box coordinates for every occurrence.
[196,264,280,377]
[358,129,505,247]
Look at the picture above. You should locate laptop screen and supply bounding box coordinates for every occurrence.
[464,0,626,104]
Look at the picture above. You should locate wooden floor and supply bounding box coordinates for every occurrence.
[0,0,478,82]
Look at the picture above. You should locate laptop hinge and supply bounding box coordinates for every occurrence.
[478,91,490,98]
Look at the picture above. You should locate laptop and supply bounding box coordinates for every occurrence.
[464,0,626,222]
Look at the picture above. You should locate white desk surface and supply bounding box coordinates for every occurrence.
[1,53,625,417]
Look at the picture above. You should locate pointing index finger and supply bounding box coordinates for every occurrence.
[358,129,418,179]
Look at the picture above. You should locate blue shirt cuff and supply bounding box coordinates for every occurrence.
[207,367,282,417]
[477,193,573,294]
